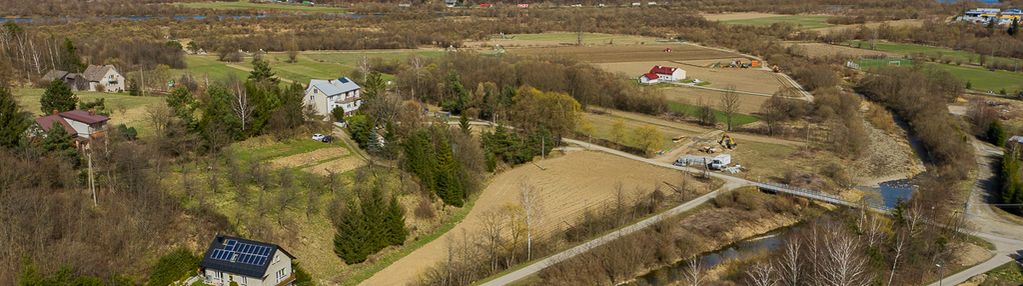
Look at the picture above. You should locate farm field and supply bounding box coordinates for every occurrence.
[720,15,834,29]
[177,1,347,13]
[660,86,767,114]
[786,42,898,59]
[597,60,788,94]
[701,12,784,21]
[579,111,700,151]
[12,88,163,137]
[465,32,663,48]
[508,44,737,63]
[174,49,443,84]
[361,150,712,286]
[666,101,760,127]
[810,19,924,35]
[845,40,1023,67]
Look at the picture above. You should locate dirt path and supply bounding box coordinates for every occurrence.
[359,151,697,285]
[596,109,807,148]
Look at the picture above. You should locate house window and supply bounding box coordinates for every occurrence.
[276,268,287,282]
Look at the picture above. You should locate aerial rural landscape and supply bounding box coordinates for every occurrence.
[3,0,1023,285]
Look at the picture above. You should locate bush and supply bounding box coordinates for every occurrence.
[988,120,1008,147]
[147,248,200,286]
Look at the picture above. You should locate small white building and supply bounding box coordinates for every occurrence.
[639,65,686,84]
[34,109,109,141]
[199,235,297,286]
[304,77,362,120]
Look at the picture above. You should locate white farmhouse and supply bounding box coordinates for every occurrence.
[82,65,126,92]
[304,77,362,120]
[639,65,686,84]
[199,235,297,286]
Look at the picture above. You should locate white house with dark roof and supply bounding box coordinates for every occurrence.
[33,109,109,142]
[304,77,362,120]
[199,235,296,286]
[82,64,125,92]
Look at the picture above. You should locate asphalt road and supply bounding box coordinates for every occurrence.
[927,141,1023,286]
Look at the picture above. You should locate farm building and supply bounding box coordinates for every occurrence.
[304,77,362,120]
[40,65,124,92]
[32,109,109,144]
[199,235,297,286]
[639,65,686,84]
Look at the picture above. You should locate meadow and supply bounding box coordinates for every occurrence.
[667,101,760,126]
[13,88,165,137]
[853,58,1023,93]
[846,40,1023,67]
[172,50,444,84]
[721,15,834,29]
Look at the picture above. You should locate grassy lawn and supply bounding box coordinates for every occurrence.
[171,55,249,83]
[502,32,662,45]
[721,15,833,29]
[853,58,1023,93]
[982,261,1023,285]
[13,88,165,137]
[846,40,1023,67]
[228,136,346,163]
[177,1,347,13]
[667,101,760,126]
[175,50,443,84]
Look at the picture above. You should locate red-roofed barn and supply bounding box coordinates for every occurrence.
[638,65,686,84]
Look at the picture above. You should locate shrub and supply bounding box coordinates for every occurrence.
[147,248,200,286]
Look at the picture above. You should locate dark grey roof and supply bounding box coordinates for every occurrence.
[82,65,117,82]
[199,235,295,279]
[41,70,69,82]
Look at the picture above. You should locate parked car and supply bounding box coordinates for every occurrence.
[312,133,326,141]
[320,135,334,143]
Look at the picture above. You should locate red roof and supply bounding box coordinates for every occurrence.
[649,65,677,75]
[60,110,109,124]
[35,114,75,135]
[642,73,659,80]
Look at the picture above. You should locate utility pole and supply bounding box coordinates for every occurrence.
[139,65,145,97]
[541,136,545,160]
[87,142,96,206]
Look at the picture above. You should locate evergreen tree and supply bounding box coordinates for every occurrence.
[167,87,197,128]
[60,38,84,73]
[128,78,141,96]
[362,187,387,251]
[459,113,471,135]
[40,80,77,114]
[248,57,278,84]
[1009,18,1020,36]
[433,134,464,206]
[362,71,386,99]
[385,195,408,245]
[334,198,369,264]
[43,122,77,163]
[402,130,437,193]
[445,72,468,114]
[988,120,1007,146]
[0,87,29,148]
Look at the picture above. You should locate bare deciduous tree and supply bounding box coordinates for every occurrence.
[519,181,543,261]
[776,238,802,286]
[886,231,908,286]
[684,256,704,286]
[746,262,777,286]
[719,85,741,131]
[230,81,253,132]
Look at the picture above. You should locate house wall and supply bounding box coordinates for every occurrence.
[101,69,125,92]
[304,86,363,120]
[203,269,259,286]
[64,119,103,139]
[262,251,294,286]
[303,86,331,118]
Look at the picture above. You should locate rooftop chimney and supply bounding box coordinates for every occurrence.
[52,109,59,116]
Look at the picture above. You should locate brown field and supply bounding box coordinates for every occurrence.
[269,147,350,168]
[509,44,737,63]
[581,110,700,151]
[701,12,784,21]
[785,42,898,59]
[360,151,710,285]
[660,87,768,114]
[810,19,925,35]
[303,157,365,176]
[596,60,788,94]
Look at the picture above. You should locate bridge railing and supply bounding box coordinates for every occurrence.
[753,182,890,211]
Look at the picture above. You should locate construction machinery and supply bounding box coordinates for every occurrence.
[719,134,737,149]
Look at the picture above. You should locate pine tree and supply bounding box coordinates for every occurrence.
[362,71,385,99]
[334,198,369,264]
[43,122,77,163]
[459,113,471,134]
[40,80,77,114]
[128,78,141,96]
[433,134,464,207]
[248,57,278,84]
[167,87,197,127]
[60,38,84,73]
[0,87,29,148]
[385,195,408,245]
[362,187,387,251]
[402,130,437,192]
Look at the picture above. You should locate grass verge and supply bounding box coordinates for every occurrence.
[667,101,759,126]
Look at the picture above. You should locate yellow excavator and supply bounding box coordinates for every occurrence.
[719,134,737,149]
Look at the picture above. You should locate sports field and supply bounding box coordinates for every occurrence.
[178,1,347,13]
[721,15,834,29]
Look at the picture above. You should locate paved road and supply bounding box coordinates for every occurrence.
[479,181,745,286]
[928,141,1023,286]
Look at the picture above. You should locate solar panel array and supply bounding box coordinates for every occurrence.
[209,239,272,266]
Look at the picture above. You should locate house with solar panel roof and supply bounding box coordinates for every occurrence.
[199,235,297,286]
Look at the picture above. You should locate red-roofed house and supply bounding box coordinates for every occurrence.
[639,65,686,84]
[33,110,109,142]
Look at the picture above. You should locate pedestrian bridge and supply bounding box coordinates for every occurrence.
[753,182,891,212]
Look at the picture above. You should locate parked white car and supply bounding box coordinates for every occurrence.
[312,133,326,141]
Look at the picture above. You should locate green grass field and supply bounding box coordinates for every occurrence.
[174,50,444,84]
[847,40,1023,67]
[854,58,1023,93]
[178,1,346,13]
[668,101,760,126]
[721,15,833,29]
